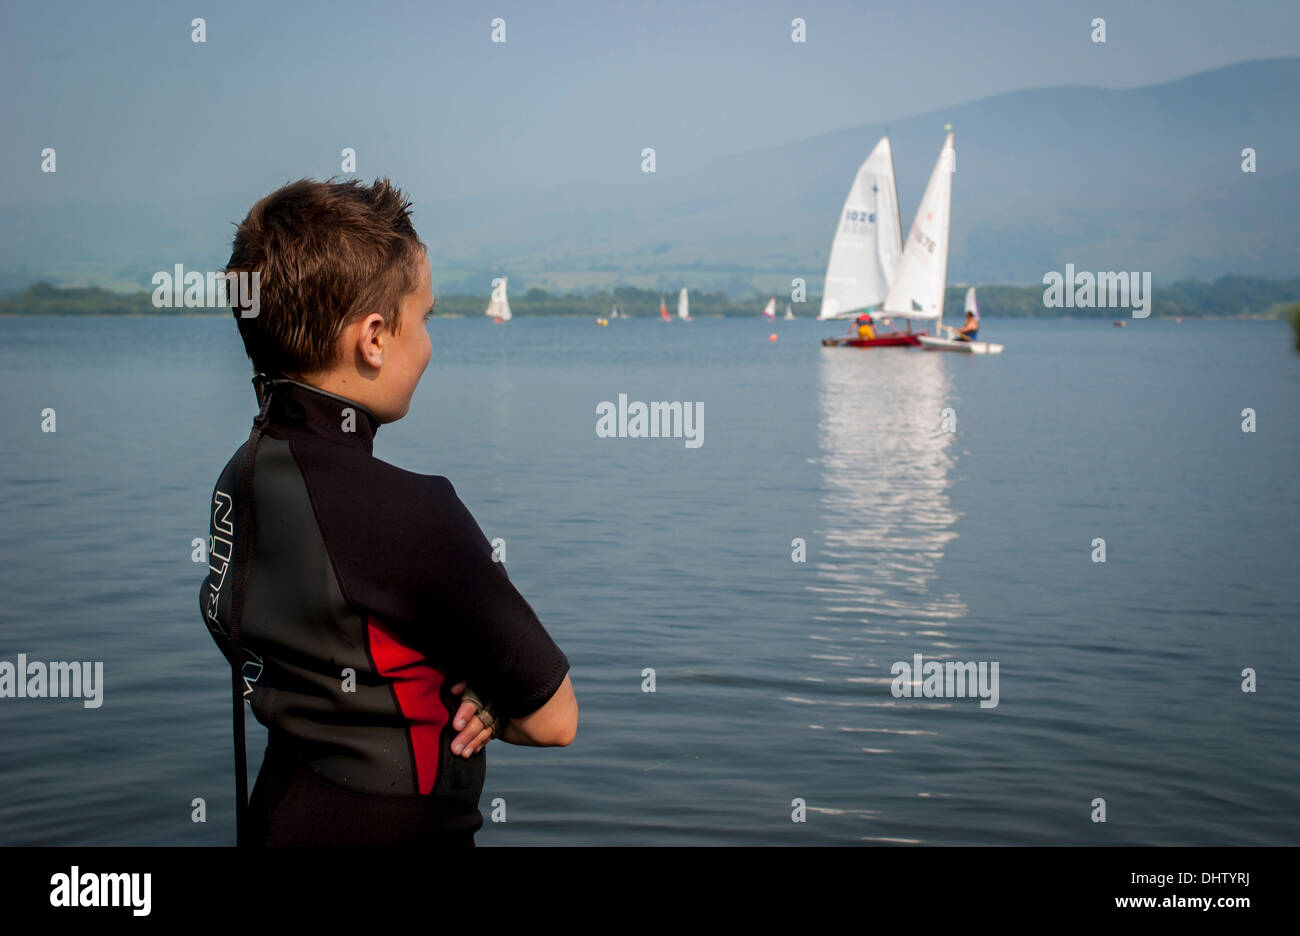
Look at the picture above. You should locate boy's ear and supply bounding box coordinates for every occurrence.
[354,313,388,367]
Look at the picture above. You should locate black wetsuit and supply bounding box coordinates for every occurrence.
[199,377,569,845]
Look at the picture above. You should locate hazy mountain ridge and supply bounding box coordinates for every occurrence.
[2,58,1296,298]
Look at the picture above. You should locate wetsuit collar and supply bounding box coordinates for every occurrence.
[253,375,381,452]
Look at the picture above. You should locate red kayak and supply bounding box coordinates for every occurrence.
[821,331,926,348]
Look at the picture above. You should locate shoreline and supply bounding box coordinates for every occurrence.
[0,313,1287,321]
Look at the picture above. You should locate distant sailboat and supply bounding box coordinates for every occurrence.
[899,133,1001,354]
[784,304,795,320]
[611,305,619,319]
[818,137,920,348]
[660,296,670,321]
[762,297,776,319]
[678,287,692,321]
[485,276,511,323]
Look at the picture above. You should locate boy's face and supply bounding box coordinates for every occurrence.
[306,253,433,423]
[378,255,434,421]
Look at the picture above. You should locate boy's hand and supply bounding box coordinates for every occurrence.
[448,681,499,758]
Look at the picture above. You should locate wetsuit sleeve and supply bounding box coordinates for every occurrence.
[283,439,570,721]
[428,480,570,720]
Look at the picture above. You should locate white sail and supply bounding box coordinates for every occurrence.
[964,286,978,319]
[818,137,903,320]
[678,287,690,320]
[882,132,954,323]
[762,297,776,318]
[485,276,512,321]
[784,304,794,320]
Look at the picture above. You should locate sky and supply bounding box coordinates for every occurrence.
[2,0,1299,213]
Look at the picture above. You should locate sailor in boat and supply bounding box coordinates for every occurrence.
[853,312,876,340]
[954,306,979,341]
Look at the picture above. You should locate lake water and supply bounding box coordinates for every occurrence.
[0,314,1296,845]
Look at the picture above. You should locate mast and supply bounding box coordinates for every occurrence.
[887,135,901,317]
[938,129,953,336]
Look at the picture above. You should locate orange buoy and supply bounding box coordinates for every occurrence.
[769,333,778,342]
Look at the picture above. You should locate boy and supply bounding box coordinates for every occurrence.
[199,178,577,846]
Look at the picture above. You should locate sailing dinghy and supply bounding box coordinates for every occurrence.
[762,297,776,319]
[818,137,923,348]
[485,276,512,323]
[921,334,1003,352]
[678,287,692,321]
[784,304,795,320]
[918,285,1003,353]
[883,133,1001,354]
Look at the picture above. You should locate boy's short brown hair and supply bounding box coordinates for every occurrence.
[225,177,426,377]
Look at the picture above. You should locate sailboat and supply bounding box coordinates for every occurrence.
[887,133,1001,354]
[485,276,512,323]
[678,287,692,321]
[938,283,1002,349]
[762,297,776,319]
[929,284,1001,352]
[817,137,920,348]
[660,296,670,322]
[784,304,795,320]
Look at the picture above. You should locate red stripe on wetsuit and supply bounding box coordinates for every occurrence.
[366,615,448,794]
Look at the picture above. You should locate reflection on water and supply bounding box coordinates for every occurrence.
[800,348,967,752]
[812,348,965,631]
[796,348,970,840]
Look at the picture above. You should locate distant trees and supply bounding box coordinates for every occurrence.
[943,277,1300,319]
[0,282,155,315]
[3,276,1297,319]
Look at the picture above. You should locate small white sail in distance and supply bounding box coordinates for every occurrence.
[882,132,954,323]
[818,137,903,321]
[784,304,794,320]
[762,297,776,318]
[485,276,512,321]
[678,287,690,320]
[964,286,978,319]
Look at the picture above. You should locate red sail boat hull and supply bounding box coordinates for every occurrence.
[821,331,926,348]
